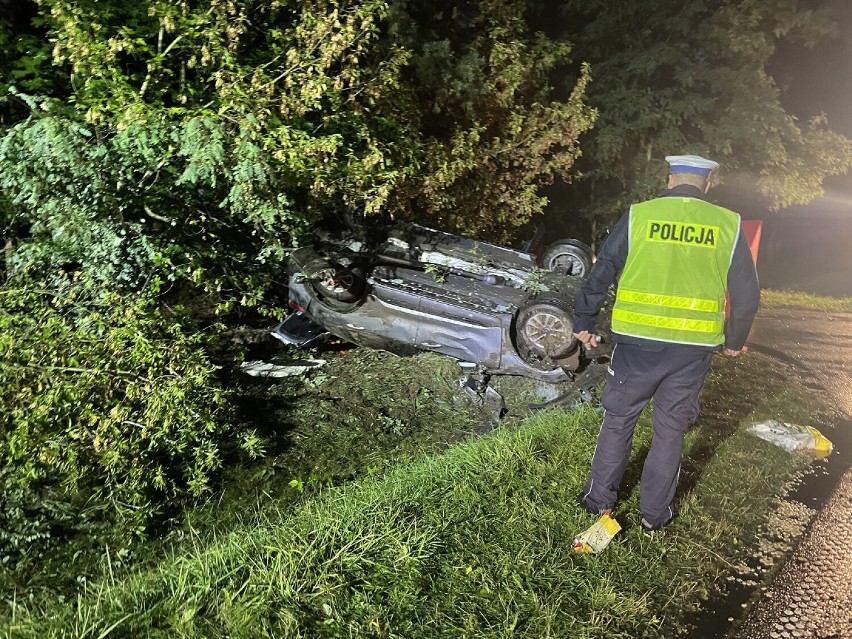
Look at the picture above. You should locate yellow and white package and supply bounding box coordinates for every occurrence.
[747,420,833,458]
[572,513,622,553]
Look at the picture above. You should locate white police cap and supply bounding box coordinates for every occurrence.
[665,154,719,176]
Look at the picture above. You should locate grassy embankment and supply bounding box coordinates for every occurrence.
[3,338,831,638]
[760,288,852,312]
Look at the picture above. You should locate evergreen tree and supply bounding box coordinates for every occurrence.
[548,0,852,238]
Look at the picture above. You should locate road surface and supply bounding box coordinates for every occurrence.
[731,308,852,639]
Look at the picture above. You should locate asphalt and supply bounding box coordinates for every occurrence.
[734,465,852,638]
[728,309,852,639]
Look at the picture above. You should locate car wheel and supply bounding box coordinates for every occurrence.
[541,240,593,277]
[306,258,366,303]
[514,298,577,363]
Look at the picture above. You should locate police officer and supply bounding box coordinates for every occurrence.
[572,154,760,532]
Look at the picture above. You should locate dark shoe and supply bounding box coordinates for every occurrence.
[640,516,670,534]
[577,492,612,517]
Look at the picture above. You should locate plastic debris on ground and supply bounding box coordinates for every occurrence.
[240,359,327,378]
[572,513,622,553]
[746,420,833,457]
[458,376,507,433]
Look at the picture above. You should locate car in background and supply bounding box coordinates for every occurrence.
[273,217,608,384]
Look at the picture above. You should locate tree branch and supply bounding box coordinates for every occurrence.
[6,362,157,383]
[139,29,186,100]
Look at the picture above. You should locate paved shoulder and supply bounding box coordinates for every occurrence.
[734,465,852,638]
[735,307,852,638]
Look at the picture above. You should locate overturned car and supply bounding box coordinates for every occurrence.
[274,219,608,383]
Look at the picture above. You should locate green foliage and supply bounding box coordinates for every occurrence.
[383,1,597,240]
[0,0,410,307]
[422,262,447,283]
[553,0,852,230]
[0,107,293,301]
[0,467,79,558]
[4,354,813,638]
[4,0,850,628]
[0,113,156,289]
[3,0,849,296]
[0,0,595,309]
[0,285,256,560]
[4,408,654,638]
[0,306,829,635]
[1,5,63,125]
[0,0,594,608]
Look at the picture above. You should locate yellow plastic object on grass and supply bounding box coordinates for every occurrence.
[746,420,833,459]
[572,513,622,553]
[806,426,834,456]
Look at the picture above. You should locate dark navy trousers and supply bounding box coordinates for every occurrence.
[582,342,714,527]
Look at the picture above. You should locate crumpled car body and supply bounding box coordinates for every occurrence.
[275,220,607,383]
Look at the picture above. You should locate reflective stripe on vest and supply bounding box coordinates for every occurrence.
[611,307,725,334]
[615,289,724,313]
[611,197,741,346]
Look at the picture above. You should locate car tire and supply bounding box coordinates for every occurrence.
[305,258,366,303]
[541,239,593,277]
[514,297,577,363]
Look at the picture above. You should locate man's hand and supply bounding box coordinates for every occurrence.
[721,347,741,357]
[573,330,599,351]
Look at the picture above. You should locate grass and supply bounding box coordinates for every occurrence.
[2,347,828,639]
[760,288,852,312]
[0,343,573,617]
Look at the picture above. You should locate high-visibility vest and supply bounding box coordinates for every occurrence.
[611,196,741,346]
